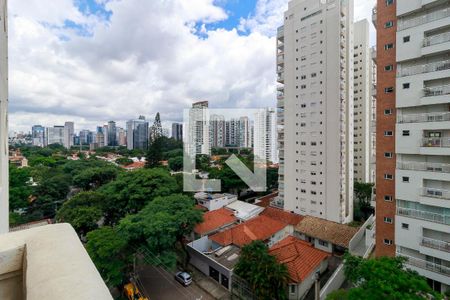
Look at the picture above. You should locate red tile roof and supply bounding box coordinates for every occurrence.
[269,236,329,283]
[210,215,286,247]
[260,207,303,226]
[256,192,278,208]
[194,208,237,235]
[122,161,145,170]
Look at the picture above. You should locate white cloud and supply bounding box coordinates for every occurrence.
[8,0,375,133]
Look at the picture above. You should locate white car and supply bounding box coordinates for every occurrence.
[175,271,192,287]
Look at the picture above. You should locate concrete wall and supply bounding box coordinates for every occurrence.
[0,0,8,234]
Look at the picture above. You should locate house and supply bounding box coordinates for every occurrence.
[260,207,303,234]
[254,192,279,208]
[194,192,237,211]
[122,161,145,171]
[224,200,264,222]
[194,208,237,238]
[294,216,359,254]
[269,236,330,300]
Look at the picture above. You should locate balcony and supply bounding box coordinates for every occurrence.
[421,187,450,200]
[398,253,450,276]
[277,55,284,65]
[398,111,450,123]
[371,7,377,27]
[277,26,284,39]
[397,207,450,225]
[397,161,450,173]
[398,59,450,77]
[398,6,450,31]
[423,32,450,48]
[276,85,284,92]
[422,137,450,148]
[421,237,450,253]
[424,84,450,97]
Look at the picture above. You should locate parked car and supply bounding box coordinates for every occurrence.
[175,271,192,286]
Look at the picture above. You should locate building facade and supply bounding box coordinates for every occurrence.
[46,126,64,146]
[107,121,117,146]
[374,0,450,292]
[0,0,8,234]
[254,108,278,163]
[353,19,374,183]
[276,0,354,224]
[126,118,149,150]
[32,125,45,147]
[188,101,210,156]
[172,122,183,141]
[63,122,74,149]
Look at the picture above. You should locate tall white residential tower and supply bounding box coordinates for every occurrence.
[276,0,354,224]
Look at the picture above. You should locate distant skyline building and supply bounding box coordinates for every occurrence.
[63,122,74,149]
[126,117,149,150]
[172,123,183,141]
[107,121,117,146]
[210,115,225,148]
[254,108,278,164]
[31,125,45,147]
[239,116,251,148]
[0,0,8,234]
[46,126,64,146]
[276,0,354,223]
[188,101,210,156]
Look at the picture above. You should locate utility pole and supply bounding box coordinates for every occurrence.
[314,271,320,300]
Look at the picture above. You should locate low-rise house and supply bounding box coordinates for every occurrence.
[122,161,145,171]
[194,208,237,238]
[224,200,264,222]
[294,216,359,254]
[260,207,303,234]
[194,192,237,211]
[269,236,330,300]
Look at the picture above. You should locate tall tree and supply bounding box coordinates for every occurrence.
[145,137,163,168]
[234,240,290,300]
[150,112,163,142]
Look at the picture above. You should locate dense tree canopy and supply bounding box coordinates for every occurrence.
[168,156,184,171]
[72,167,119,190]
[234,240,290,300]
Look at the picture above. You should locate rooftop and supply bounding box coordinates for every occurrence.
[210,215,286,247]
[295,216,359,248]
[194,208,237,235]
[225,200,264,221]
[260,207,303,226]
[269,236,329,283]
[255,192,279,208]
[194,192,236,201]
[204,244,241,270]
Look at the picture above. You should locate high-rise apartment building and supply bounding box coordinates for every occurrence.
[32,125,46,147]
[374,0,450,292]
[239,116,251,148]
[276,0,354,224]
[117,127,127,146]
[254,108,278,163]
[0,0,8,234]
[172,123,183,141]
[46,126,64,146]
[210,115,225,148]
[353,19,374,183]
[126,117,149,150]
[225,119,240,147]
[188,101,210,155]
[63,122,74,149]
[107,121,117,146]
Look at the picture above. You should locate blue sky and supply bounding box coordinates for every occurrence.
[205,0,257,31]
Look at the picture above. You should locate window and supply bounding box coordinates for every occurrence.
[403,83,410,89]
[384,131,393,136]
[384,195,393,202]
[290,285,296,294]
[384,152,393,158]
[384,217,393,224]
[384,174,393,180]
[384,21,394,28]
[383,239,393,245]
[403,36,410,43]
[384,65,393,71]
[384,87,394,93]
[384,43,394,50]
[402,176,409,183]
[384,109,393,115]
[318,240,328,247]
[386,0,394,5]
[402,223,409,230]
[402,130,410,136]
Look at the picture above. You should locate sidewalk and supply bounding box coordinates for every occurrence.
[191,268,231,300]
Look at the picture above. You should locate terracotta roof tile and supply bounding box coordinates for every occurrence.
[210,215,287,247]
[269,236,329,283]
[260,207,303,226]
[295,216,359,248]
[256,192,278,208]
[194,208,237,235]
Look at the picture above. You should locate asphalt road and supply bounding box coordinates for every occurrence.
[138,266,214,300]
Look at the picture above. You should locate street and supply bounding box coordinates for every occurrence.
[138,266,215,300]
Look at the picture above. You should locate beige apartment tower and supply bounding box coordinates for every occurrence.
[276,0,354,224]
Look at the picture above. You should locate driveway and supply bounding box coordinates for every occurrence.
[138,265,215,300]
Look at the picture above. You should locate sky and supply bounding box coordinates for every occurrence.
[8,0,376,133]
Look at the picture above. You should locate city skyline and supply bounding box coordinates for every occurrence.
[8,0,375,133]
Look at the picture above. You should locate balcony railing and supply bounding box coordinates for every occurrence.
[422,137,450,148]
[398,6,450,31]
[424,84,450,97]
[397,161,450,173]
[421,237,450,253]
[397,207,450,225]
[398,253,450,276]
[277,26,284,38]
[398,60,450,77]
[423,32,450,47]
[421,187,450,200]
[398,112,450,123]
